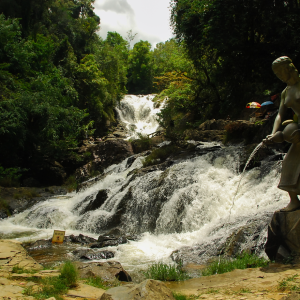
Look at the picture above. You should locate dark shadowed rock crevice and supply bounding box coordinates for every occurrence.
[75,139,134,182]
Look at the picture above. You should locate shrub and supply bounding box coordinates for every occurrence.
[60,261,78,287]
[0,166,21,187]
[201,253,269,276]
[64,175,78,192]
[172,293,188,300]
[143,144,179,167]
[131,133,152,153]
[143,261,189,281]
[0,198,11,216]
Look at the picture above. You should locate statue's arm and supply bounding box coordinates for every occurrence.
[263,90,287,144]
[271,90,287,134]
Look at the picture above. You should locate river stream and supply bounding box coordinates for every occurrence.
[0,95,288,276]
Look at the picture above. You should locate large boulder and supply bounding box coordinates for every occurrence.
[75,261,132,282]
[184,129,226,142]
[31,160,67,186]
[198,119,230,131]
[99,279,175,300]
[75,139,134,182]
[183,119,231,142]
[265,209,300,261]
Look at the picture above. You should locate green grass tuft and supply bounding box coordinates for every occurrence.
[278,274,300,291]
[64,175,78,192]
[201,253,269,276]
[172,293,189,300]
[143,261,189,281]
[131,133,152,153]
[23,262,78,299]
[59,261,78,287]
[13,189,40,200]
[85,277,120,290]
[173,293,200,300]
[12,265,36,274]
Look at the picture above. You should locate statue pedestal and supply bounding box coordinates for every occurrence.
[265,209,300,261]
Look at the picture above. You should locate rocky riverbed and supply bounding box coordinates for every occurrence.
[1,239,300,300]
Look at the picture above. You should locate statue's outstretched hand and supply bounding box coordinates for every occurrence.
[263,134,274,144]
[290,130,300,144]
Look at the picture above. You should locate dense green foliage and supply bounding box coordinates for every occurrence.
[0,1,129,174]
[143,261,189,281]
[170,0,300,119]
[201,253,269,276]
[3,0,299,181]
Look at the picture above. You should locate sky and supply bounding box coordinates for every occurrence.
[94,0,174,49]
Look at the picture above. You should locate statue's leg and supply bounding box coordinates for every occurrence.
[281,192,300,212]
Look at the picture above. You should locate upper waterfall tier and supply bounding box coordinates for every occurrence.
[115,95,162,139]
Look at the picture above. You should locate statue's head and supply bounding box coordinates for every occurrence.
[272,56,298,83]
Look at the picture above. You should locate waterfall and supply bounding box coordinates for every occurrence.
[115,94,162,139]
[0,95,288,274]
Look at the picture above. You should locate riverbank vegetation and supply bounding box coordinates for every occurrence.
[143,261,189,281]
[201,253,269,276]
[23,261,78,300]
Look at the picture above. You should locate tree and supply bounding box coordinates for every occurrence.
[170,0,300,117]
[127,40,153,94]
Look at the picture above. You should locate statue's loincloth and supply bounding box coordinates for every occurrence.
[278,142,300,194]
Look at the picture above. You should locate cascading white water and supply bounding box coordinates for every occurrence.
[0,145,287,271]
[0,95,288,275]
[115,94,162,139]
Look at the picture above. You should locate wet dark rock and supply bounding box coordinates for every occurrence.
[128,160,173,178]
[24,239,52,250]
[185,129,226,142]
[112,131,127,138]
[33,160,67,186]
[171,213,272,265]
[199,119,230,131]
[23,177,41,187]
[183,119,231,142]
[105,228,125,237]
[82,190,108,213]
[65,234,97,245]
[265,209,300,262]
[239,144,276,172]
[0,186,68,219]
[72,249,115,260]
[126,156,137,168]
[75,139,134,182]
[90,237,128,249]
[75,261,132,282]
[0,210,8,219]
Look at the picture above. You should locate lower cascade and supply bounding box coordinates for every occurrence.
[0,95,289,274]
